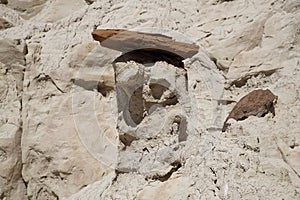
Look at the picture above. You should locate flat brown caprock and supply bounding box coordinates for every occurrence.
[91,29,199,59]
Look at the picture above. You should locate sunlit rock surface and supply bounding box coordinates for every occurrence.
[0,0,299,199]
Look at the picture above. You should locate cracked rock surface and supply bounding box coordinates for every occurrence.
[0,0,299,199]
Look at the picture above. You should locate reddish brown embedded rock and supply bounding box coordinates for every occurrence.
[91,29,199,59]
[222,89,278,132]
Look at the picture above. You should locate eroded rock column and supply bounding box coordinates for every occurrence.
[114,60,190,179]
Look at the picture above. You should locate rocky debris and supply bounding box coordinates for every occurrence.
[222,89,278,132]
[92,29,199,60]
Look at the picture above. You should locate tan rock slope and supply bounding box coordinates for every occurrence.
[0,0,299,199]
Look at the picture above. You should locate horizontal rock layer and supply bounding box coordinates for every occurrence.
[92,29,199,59]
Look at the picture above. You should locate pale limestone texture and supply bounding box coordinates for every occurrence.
[0,39,26,200]
[5,0,48,19]
[0,0,299,200]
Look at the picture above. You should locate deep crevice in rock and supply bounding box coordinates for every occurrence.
[128,84,179,125]
[0,0,8,4]
[242,144,260,152]
[119,133,138,147]
[208,55,229,72]
[129,86,144,124]
[174,115,188,142]
[144,93,178,113]
[149,83,166,99]
[84,0,94,5]
[20,41,28,198]
[72,78,114,97]
[97,82,114,97]
[146,161,182,182]
[113,49,185,68]
[33,73,65,93]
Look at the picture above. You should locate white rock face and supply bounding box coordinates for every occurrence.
[0,0,299,199]
[0,39,26,200]
[32,0,87,23]
[5,0,48,19]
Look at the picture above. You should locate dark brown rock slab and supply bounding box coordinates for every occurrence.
[222,89,278,132]
[91,29,199,59]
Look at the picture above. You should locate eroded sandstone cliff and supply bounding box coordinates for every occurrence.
[0,0,299,199]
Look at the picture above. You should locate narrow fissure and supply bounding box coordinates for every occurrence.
[146,161,182,182]
[19,43,28,197]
